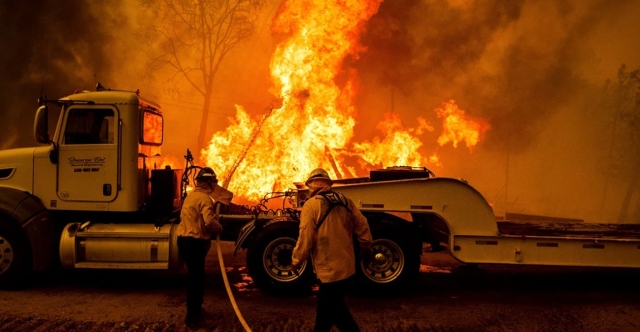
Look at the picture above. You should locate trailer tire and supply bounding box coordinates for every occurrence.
[246,223,315,296]
[0,219,33,289]
[356,224,420,295]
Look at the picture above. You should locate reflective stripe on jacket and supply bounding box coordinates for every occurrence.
[177,187,223,240]
[292,190,372,283]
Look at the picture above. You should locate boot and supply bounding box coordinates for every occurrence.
[185,307,202,327]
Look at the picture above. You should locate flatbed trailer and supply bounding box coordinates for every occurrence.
[330,177,640,269]
[231,172,640,294]
[460,221,640,267]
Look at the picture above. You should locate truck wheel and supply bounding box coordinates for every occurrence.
[0,220,32,289]
[246,223,315,295]
[356,224,420,295]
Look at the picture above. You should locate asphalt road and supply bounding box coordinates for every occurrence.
[1,242,640,332]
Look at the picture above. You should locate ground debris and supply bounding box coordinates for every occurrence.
[0,315,184,332]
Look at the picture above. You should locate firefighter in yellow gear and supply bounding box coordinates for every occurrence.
[177,167,232,327]
[291,168,372,332]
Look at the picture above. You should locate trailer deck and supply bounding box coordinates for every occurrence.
[452,221,640,268]
[497,221,640,240]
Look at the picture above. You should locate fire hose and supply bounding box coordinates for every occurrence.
[215,204,252,332]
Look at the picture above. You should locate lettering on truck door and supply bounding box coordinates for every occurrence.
[57,106,118,202]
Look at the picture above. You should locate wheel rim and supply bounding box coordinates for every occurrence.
[361,239,404,284]
[0,235,14,275]
[262,236,305,282]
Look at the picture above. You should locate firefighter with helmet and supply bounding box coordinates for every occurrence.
[177,166,231,327]
[291,167,372,332]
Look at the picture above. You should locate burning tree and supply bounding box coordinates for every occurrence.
[138,0,264,155]
[600,65,640,223]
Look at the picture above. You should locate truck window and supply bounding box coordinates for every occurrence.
[63,108,115,145]
[141,110,163,145]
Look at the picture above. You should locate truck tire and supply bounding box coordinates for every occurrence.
[246,222,315,295]
[356,224,420,295]
[0,219,33,289]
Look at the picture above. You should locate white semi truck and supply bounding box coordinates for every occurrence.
[1,87,640,294]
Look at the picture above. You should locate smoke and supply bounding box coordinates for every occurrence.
[355,0,629,150]
[0,128,17,151]
[1,0,639,222]
[352,0,640,221]
[0,0,276,154]
[0,0,141,148]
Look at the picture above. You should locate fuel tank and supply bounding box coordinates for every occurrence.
[59,222,183,270]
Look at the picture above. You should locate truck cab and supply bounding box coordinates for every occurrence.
[0,88,182,288]
[31,90,168,212]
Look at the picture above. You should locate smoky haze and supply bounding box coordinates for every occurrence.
[352,0,640,223]
[1,0,638,223]
[0,0,128,149]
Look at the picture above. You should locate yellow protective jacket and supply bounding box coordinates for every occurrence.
[177,184,232,240]
[291,189,372,283]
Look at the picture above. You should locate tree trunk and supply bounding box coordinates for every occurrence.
[197,94,212,159]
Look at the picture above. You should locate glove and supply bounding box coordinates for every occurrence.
[290,263,300,276]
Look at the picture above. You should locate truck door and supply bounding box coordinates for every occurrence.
[57,106,119,202]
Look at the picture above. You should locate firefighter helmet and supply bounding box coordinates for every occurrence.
[195,167,217,184]
[305,168,333,186]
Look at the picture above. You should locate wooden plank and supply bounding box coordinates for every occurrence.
[497,221,640,239]
[504,212,584,223]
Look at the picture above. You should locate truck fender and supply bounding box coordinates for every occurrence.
[233,216,297,256]
[0,187,56,271]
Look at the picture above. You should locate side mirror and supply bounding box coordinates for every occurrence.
[34,105,50,144]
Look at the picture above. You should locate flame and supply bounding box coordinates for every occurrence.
[429,152,442,167]
[352,113,433,168]
[203,0,383,200]
[435,100,490,151]
[201,1,490,202]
